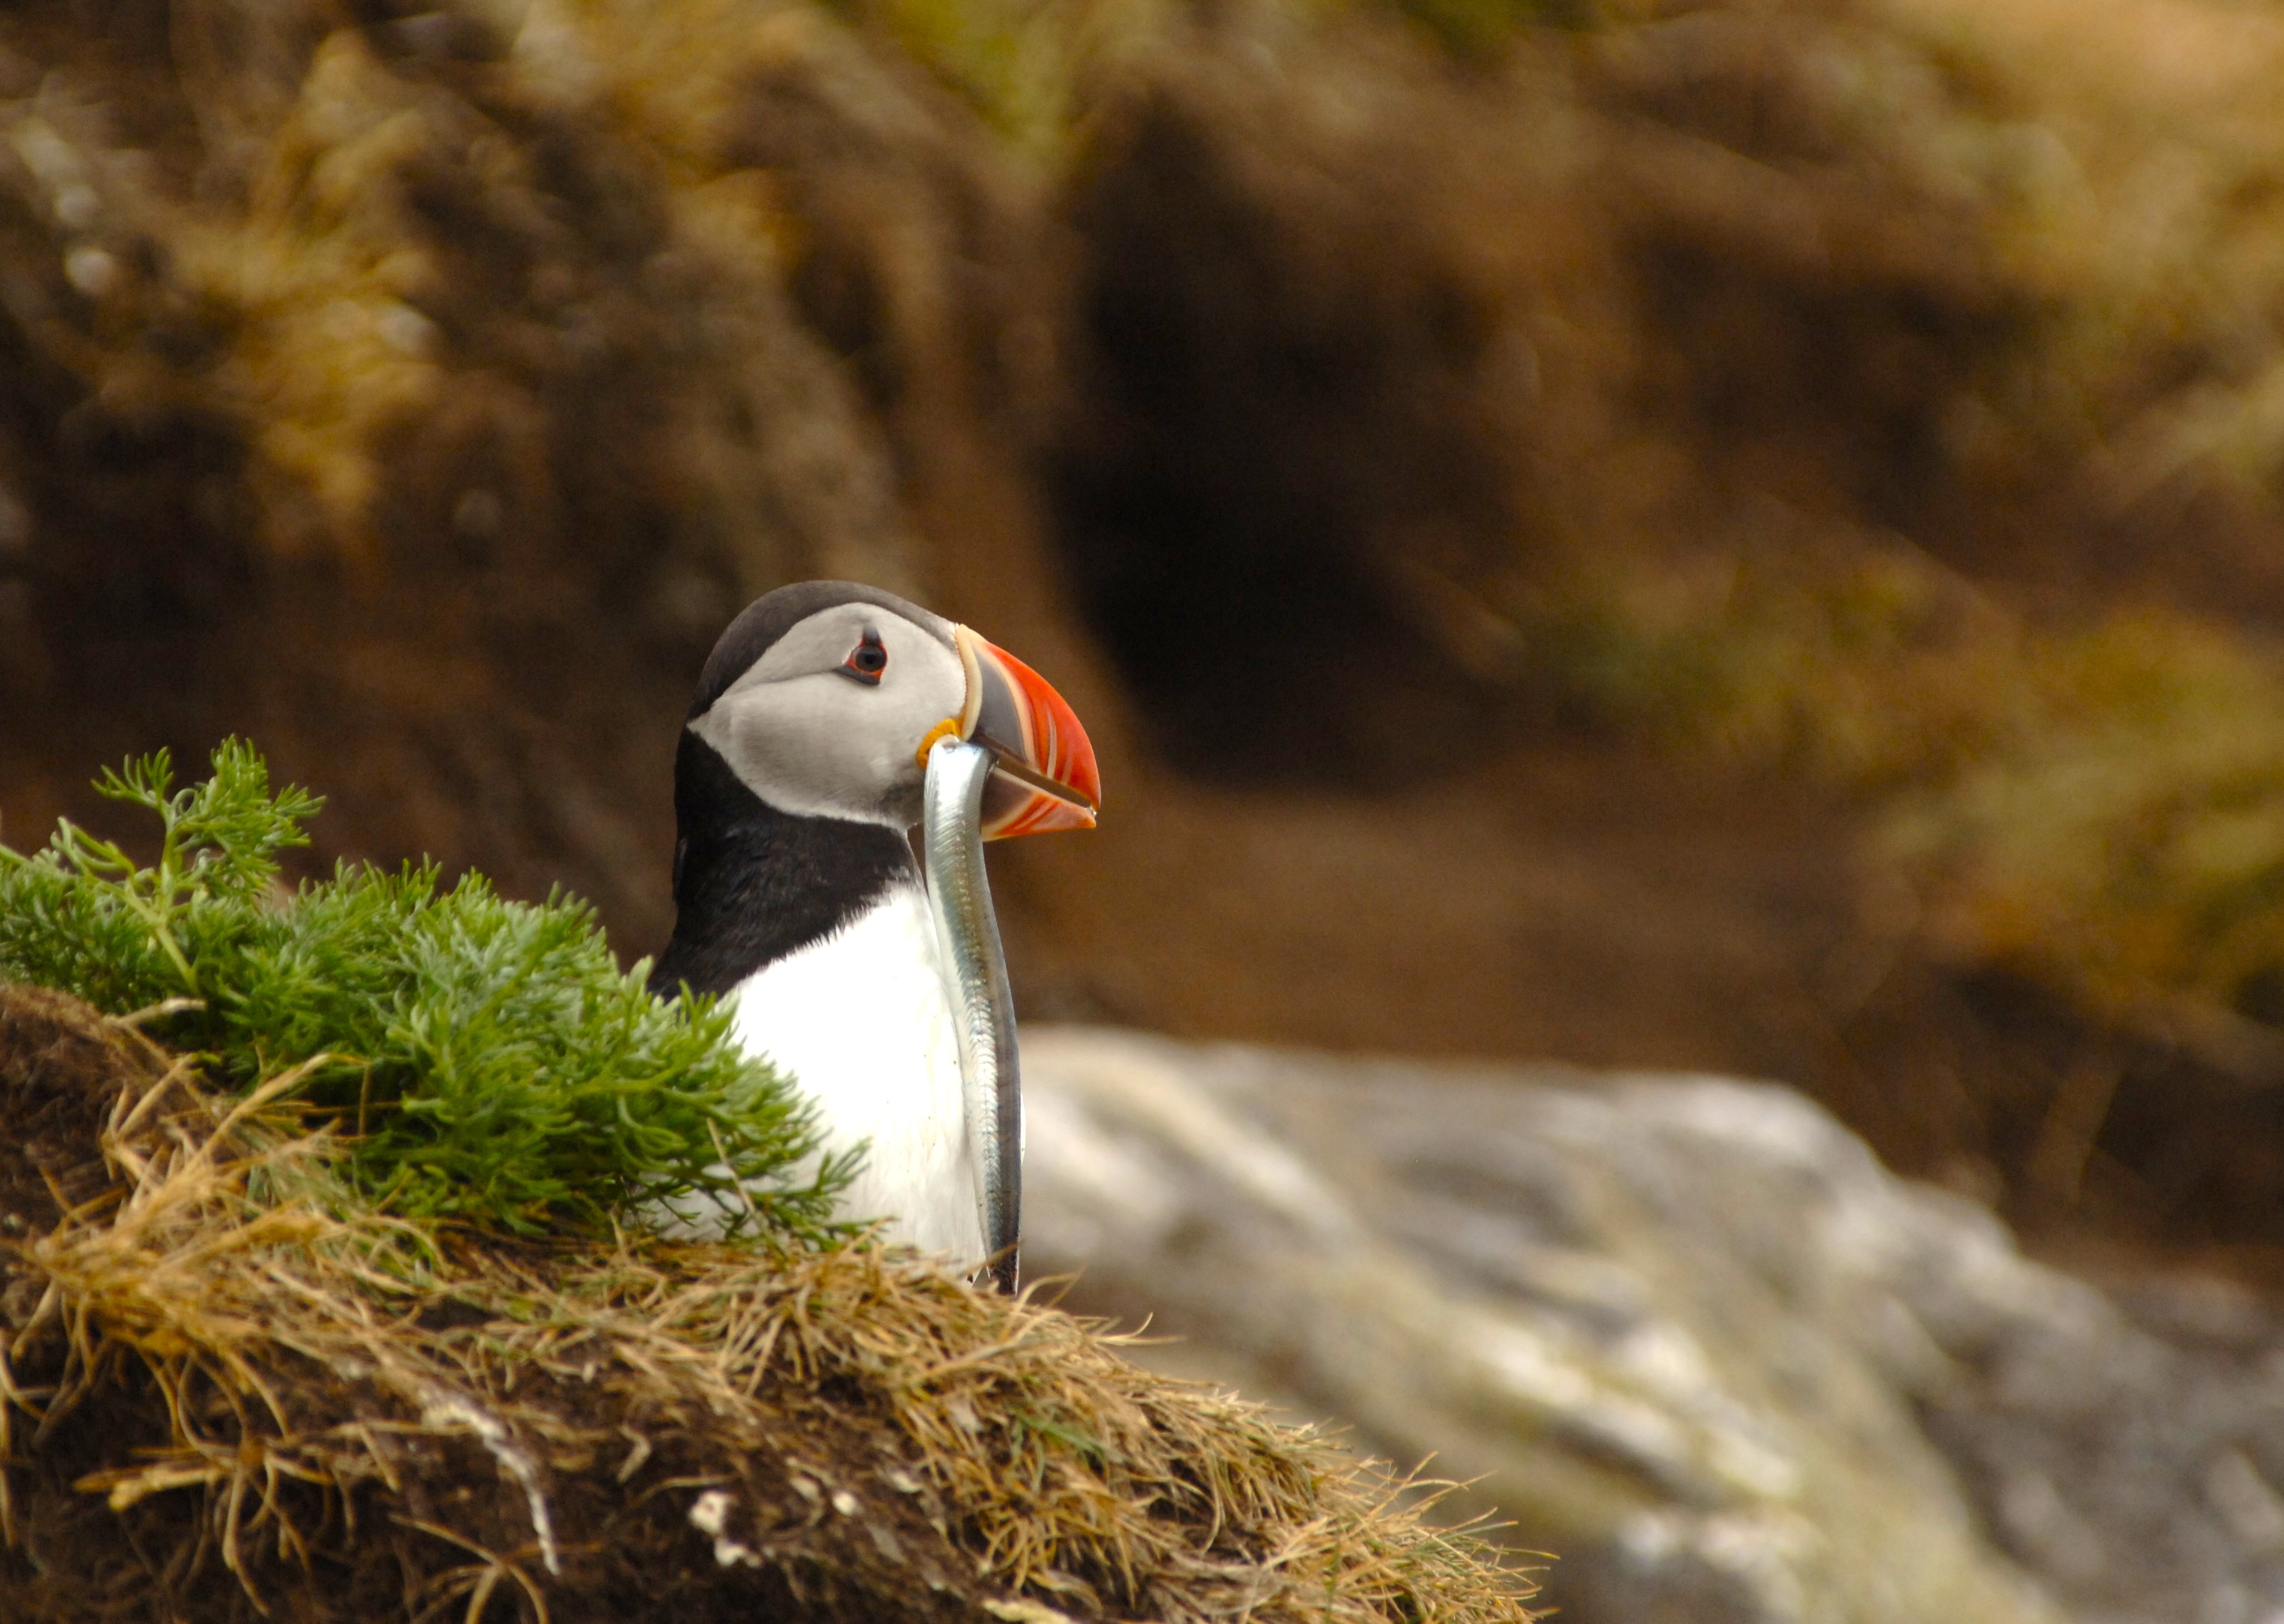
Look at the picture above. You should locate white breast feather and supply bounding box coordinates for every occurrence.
[720,883,983,1266]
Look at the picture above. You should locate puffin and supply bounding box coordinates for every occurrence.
[648,581,1100,1289]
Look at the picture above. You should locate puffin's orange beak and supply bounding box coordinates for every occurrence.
[953,626,1101,839]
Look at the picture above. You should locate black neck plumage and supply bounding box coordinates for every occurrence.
[647,733,916,998]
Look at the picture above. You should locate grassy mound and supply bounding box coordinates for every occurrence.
[0,982,1533,1623]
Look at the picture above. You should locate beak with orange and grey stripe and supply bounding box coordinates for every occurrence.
[953,626,1101,839]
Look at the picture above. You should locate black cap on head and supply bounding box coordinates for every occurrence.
[688,581,954,718]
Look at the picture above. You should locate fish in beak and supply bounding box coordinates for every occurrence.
[919,628,1096,1295]
[952,626,1102,839]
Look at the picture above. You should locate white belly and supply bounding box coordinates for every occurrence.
[721,883,983,1266]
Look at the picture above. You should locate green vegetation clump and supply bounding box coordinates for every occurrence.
[0,741,843,1239]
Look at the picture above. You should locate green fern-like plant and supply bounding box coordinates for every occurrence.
[0,740,846,1239]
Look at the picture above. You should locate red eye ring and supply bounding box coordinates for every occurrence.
[841,629,888,686]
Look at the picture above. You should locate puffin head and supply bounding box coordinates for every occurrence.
[683,581,1100,837]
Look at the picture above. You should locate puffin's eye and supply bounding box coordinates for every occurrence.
[840,629,888,686]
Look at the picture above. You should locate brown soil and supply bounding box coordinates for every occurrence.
[0,985,137,1233]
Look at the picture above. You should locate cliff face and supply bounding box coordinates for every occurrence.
[12,0,2284,1247]
[0,0,1019,938]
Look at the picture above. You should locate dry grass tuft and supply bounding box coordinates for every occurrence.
[0,982,1535,1623]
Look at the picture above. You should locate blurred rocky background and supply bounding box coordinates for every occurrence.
[9,0,2284,1616]
[1027,1028,2284,1624]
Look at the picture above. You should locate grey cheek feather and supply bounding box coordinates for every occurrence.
[688,626,965,830]
[691,687,902,828]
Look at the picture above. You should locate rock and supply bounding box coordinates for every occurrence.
[1023,1028,2284,1623]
